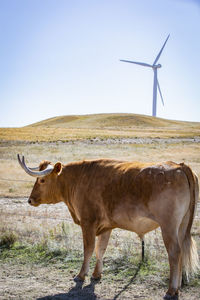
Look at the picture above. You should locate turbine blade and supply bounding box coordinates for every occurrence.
[120,59,152,68]
[157,79,164,106]
[153,34,170,65]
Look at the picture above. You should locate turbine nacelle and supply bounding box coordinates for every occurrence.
[153,64,162,69]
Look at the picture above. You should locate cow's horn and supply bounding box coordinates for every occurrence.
[17,154,54,177]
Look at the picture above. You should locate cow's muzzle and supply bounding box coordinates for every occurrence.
[28,198,39,206]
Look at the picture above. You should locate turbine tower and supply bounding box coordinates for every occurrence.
[120,35,170,117]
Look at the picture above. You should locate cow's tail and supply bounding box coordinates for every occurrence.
[180,163,199,279]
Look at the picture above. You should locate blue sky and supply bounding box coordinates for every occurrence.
[0,0,200,127]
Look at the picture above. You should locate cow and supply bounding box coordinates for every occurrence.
[17,154,199,300]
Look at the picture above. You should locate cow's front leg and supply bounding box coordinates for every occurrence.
[92,229,112,279]
[77,225,96,281]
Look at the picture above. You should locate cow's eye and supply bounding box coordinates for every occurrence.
[40,179,45,184]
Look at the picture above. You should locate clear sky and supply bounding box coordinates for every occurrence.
[0,0,200,127]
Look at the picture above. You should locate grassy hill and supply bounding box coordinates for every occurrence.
[1,113,200,142]
[28,113,197,129]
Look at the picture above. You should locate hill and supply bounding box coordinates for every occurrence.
[1,113,200,142]
[28,113,197,129]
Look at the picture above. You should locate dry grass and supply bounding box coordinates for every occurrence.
[1,127,200,142]
[28,113,199,129]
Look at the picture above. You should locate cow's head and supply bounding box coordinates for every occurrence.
[17,154,62,206]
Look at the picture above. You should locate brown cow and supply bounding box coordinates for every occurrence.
[17,155,199,300]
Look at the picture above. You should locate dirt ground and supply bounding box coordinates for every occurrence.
[0,261,165,300]
[1,261,200,300]
[0,197,200,300]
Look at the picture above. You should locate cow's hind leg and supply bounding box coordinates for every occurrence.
[77,225,96,281]
[92,229,112,279]
[161,227,181,300]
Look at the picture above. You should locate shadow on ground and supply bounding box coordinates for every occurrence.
[37,262,143,300]
[37,278,100,300]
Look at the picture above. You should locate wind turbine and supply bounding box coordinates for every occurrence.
[120,34,170,117]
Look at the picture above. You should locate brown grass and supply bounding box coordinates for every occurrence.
[28,113,199,129]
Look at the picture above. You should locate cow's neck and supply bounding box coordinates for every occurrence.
[58,162,81,224]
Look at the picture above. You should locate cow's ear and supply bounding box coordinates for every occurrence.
[53,162,62,175]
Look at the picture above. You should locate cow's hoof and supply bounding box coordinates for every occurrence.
[163,293,178,300]
[74,275,85,282]
[92,272,101,280]
[91,275,101,282]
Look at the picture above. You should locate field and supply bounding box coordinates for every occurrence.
[0,113,200,299]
